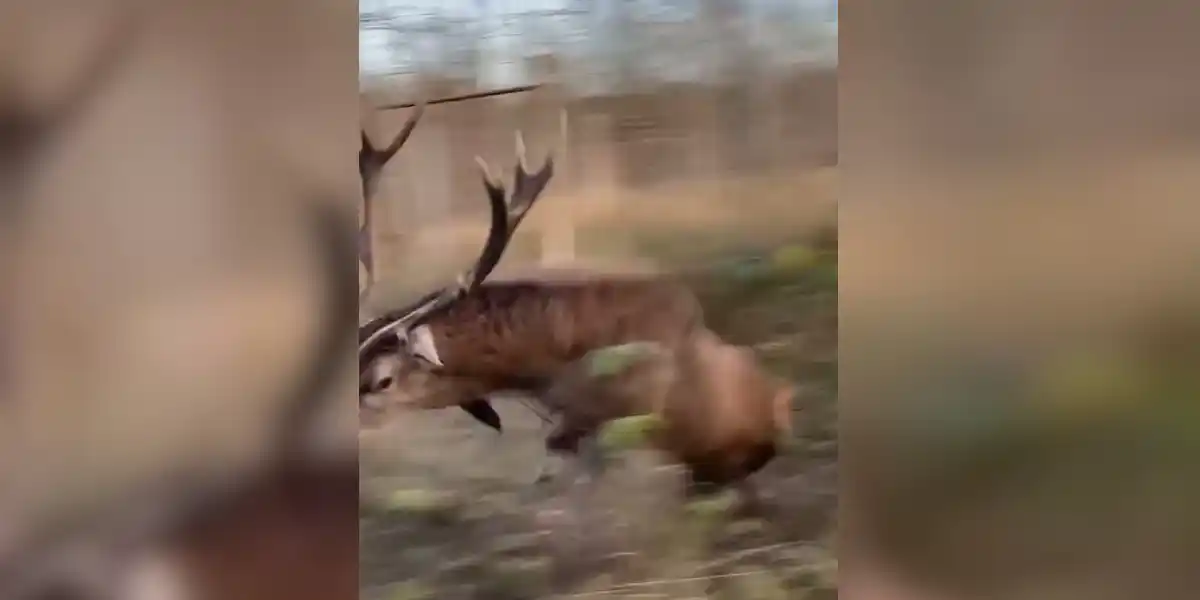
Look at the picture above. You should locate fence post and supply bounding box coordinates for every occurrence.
[528,55,576,266]
[540,105,576,264]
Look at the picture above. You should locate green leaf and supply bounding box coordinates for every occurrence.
[598,414,664,450]
[771,244,818,274]
[382,488,456,514]
[584,341,664,378]
[684,491,737,519]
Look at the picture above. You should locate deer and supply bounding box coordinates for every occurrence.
[356,121,797,510]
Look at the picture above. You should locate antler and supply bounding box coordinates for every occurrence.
[359,102,424,304]
[358,132,555,355]
[1,4,145,207]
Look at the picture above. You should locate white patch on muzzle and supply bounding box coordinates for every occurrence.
[406,324,443,367]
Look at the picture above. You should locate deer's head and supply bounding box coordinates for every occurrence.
[357,110,554,427]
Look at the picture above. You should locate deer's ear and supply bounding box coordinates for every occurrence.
[408,324,444,367]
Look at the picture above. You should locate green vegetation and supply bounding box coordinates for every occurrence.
[598,414,664,451]
[583,342,665,378]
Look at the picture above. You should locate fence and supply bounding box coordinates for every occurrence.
[363,66,837,294]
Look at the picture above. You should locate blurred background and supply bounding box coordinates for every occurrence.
[358,1,838,599]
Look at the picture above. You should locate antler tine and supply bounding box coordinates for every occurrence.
[359,101,425,304]
[464,154,514,290]
[358,129,378,304]
[379,101,424,163]
[357,132,554,356]
[508,130,554,227]
[469,130,555,286]
[357,158,507,354]
[359,102,424,201]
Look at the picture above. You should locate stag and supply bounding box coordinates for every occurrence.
[356,128,795,506]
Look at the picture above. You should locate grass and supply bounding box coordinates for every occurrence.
[359,185,838,599]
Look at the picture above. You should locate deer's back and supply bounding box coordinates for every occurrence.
[425,275,703,385]
[658,331,793,479]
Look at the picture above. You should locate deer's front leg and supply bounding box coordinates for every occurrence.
[501,392,561,485]
[541,419,609,487]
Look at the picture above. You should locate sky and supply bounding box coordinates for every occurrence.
[359,0,837,84]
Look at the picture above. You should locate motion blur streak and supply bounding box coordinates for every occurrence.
[1,1,358,599]
[844,1,1200,599]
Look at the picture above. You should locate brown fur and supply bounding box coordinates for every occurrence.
[353,116,790,497]
[358,272,795,508]
[359,272,705,421]
[540,329,796,490]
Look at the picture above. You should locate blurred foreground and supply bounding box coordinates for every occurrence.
[2,2,358,598]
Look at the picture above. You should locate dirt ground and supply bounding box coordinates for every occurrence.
[359,208,838,599]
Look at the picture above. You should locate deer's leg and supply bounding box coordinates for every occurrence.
[516,396,563,485]
[534,420,577,487]
[732,443,778,516]
[741,441,778,477]
[532,454,562,486]
[684,461,768,516]
[575,433,609,481]
[541,419,609,487]
[684,466,723,500]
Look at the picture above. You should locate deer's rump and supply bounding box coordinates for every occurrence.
[542,328,795,487]
[662,331,794,485]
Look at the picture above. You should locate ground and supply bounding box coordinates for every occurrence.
[359,194,838,600]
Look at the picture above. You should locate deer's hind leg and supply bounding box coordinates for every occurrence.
[683,461,728,500]
[684,448,775,517]
[735,442,780,516]
[742,441,778,478]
